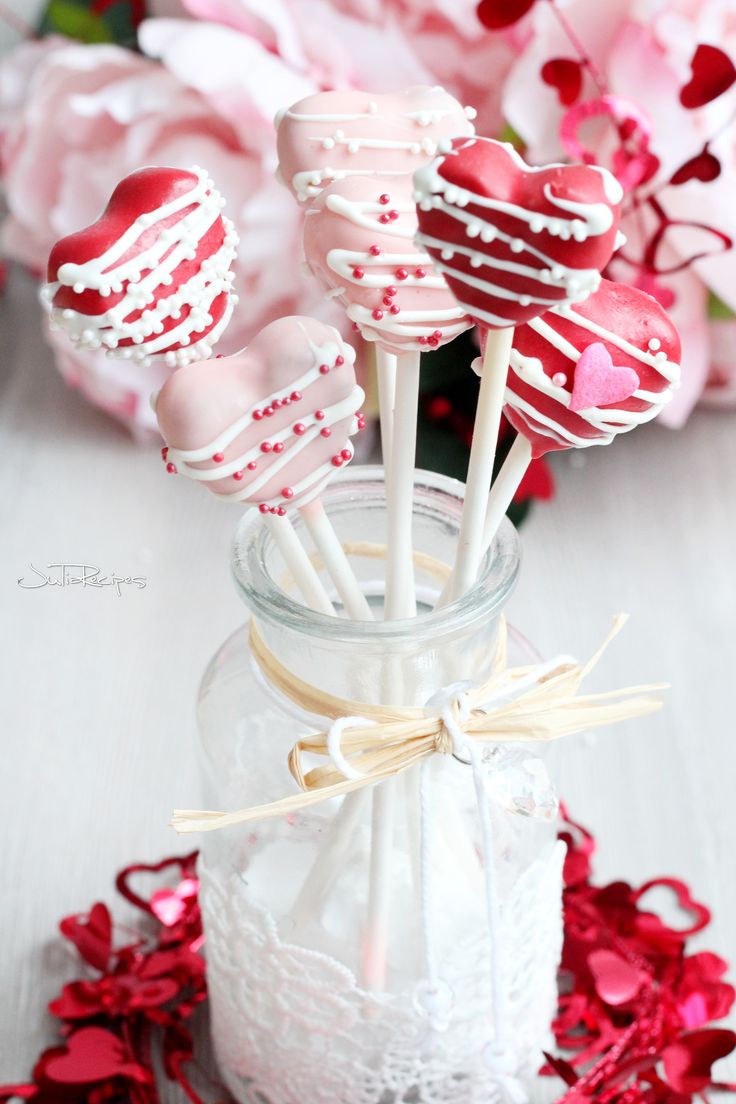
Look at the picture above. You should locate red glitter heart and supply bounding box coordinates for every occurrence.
[43,1027,146,1085]
[680,44,736,109]
[662,1029,736,1093]
[59,903,111,972]
[541,58,584,106]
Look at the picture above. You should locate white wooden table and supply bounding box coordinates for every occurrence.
[1,265,734,1092]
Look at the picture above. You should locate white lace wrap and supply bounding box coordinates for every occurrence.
[200,837,565,1104]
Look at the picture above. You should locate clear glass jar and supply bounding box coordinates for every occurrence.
[197,467,565,1104]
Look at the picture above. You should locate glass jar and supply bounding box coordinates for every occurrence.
[197,467,566,1104]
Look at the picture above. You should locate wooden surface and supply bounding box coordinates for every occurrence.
[1,265,735,1090]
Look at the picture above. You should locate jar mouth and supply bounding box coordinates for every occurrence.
[231,465,520,645]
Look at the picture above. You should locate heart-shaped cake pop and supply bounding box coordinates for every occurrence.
[155,317,365,514]
[502,278,681,457]
[44,166,238,369]
[276,86,476,204]
[414,137,624,329]
[303,175,472,355]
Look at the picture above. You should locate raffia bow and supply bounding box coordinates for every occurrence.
[171,613,666,834]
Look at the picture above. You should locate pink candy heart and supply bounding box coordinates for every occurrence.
[568,341,640,411]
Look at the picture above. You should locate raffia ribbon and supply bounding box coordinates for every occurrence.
[172,613,666,834]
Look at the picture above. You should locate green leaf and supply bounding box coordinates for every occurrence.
[41,0,114,42]
[708,290,735,321]
[498,121,526,152]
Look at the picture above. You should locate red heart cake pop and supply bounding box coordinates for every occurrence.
[155,316,365,515]
[44,166,238,369]
[414,137,624,329]
[303,175,472,355]
[502,279,681,457]
[277,86,476,204]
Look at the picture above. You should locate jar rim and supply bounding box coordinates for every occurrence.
[231,465,521,645]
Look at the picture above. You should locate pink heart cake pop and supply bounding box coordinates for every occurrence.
[276,87,476,204]
[155,317,365,515]
[414,137,624,329]
[44,166,238,369]
[502,279,681,457]
[303,175,472,355]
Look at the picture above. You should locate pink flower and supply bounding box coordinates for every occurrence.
[0,28,329,436]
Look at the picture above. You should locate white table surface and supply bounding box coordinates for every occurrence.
[1,265,735,1092]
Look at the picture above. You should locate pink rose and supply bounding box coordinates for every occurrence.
[178,0,517,135]
[0,27,331,436]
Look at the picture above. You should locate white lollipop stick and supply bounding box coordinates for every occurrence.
[444,327,513,604]
[383,351,421,620]
[363,349,421,990]
[264,511,335,616]
[299,498,373,621]
[480,434,532,553]
[375,347,396,469]
[435,433,531,608]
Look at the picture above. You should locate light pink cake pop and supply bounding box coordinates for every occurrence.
[276,87,476,204]
[155,317,365,515]
[303,175,473,355]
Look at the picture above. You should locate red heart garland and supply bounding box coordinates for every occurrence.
[588,949,649,1006]
[670,148,721,186]
[541,58,584,106]
[680,44,736,109]
[477,0,536,29]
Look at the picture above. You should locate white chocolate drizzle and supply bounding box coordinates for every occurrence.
[414,138,622,327]
[160,335,365,512]
[505,301,681,449]
[43,167,238,369]
[277,90,476,202]
[308,184,470,350]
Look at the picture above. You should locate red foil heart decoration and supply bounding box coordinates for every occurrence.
[503,277,681,457]
[414,137,623,329]
[45,167,238,369]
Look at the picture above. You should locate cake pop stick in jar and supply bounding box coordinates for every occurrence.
[415,137,624,602]
[276,85,476,491]
[435,278,682,606]
[44,167,238,369]
[304,174,473,619]
[155,316,370,619]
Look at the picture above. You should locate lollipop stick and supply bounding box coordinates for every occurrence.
[435,433,531,607]
[444,327,514,603]
[264,511,335,616]
[299,498,373,620]
[481,434,532,551]
[383,350,421,620]
[375,347,397,470]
